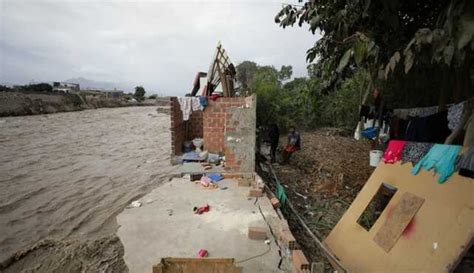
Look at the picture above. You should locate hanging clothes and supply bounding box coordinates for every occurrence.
[178,97,193,121]
[199,96,208,108]
[405,111,450,143]
[456,146,474,178]
[394,106,439,120]
[178,97,202,121]
[447,101,466,131]
[401,142,434,166]
[383,140,407,164]
[412,144,462,183]
[191,97,201,111]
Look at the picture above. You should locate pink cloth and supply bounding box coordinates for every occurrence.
[383,140,407,164]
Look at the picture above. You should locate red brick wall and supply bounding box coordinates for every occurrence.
[203,97,246,153]
[170,97,203,155]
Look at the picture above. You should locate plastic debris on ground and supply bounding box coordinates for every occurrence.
[193,204,210,215]
[129,200,142,208]
[207,173,223,182]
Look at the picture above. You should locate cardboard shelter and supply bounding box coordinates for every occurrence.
[324,161,474,273]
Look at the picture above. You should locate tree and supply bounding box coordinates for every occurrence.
[134,86,146,101]
[148,94,157,99]
[20,83,53,93]
[275,0,473,105]
[236,61,258,96]
[279,65,293,81]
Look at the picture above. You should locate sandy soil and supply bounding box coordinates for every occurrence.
[0,107,174,272]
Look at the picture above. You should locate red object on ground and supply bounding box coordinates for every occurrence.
[285,145,298,153]
[383,140,407,164]
[194,204,210,214]
[197,249,208,257]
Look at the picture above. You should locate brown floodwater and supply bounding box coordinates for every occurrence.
[0,107,173,272]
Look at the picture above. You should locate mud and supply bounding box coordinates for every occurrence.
[0,107,174,272]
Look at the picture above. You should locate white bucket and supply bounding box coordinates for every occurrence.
[369,150,383,167]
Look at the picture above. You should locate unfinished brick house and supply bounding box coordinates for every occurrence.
[169,94,256,173]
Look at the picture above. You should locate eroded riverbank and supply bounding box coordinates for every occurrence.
[0,107,174,272]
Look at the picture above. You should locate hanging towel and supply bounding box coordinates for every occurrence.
[456,146,474,178]
[191,97,202,111]
[199,96,208,108]
[401,142,434,166]
[178,97,192,121]
[383,140,407,164]
[412,144,462,183]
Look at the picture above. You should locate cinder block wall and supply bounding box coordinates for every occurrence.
[170,97,203,155]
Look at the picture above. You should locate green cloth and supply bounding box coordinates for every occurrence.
[276,184,287,206]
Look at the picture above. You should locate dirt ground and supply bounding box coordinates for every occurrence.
[261,128,375,271]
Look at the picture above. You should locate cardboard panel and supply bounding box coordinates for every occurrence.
[373,192,425,252]
[324,162,474,273]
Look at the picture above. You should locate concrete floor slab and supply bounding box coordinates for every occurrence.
[117,178,287,273]
[176,162,224,174]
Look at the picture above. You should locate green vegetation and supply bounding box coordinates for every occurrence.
[134,86,146,101]
[236,62,364,130]
[241,0,473,131]
[148,94,157,99]
[274,0,473,107]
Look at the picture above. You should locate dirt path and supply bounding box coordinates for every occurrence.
[265,129,374,272]
[0,107,174,272]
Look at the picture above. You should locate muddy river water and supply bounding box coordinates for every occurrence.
[0,107,173,272]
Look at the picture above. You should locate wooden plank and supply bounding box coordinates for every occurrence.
[373,192,425,252]
[154,258,242,273]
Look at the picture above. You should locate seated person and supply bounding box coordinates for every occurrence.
[282,126,301,163]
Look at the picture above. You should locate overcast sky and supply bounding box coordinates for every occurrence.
[0,0,320,95]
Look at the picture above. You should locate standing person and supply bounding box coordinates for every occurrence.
[268,124,280,163]
[282,126,301,163]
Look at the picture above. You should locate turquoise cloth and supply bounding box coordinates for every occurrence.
[411,144,461,183]
[276,184,287,206]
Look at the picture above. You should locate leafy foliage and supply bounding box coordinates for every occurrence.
[275,0,473,103]
[134,86,146,101]
[236,61,365,130]
[19,83,53,93]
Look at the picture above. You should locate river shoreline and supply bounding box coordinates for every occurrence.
[0,91,162,117]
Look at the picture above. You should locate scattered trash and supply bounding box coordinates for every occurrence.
[219,186,228,190]
[190,173,203,181]
[264,239,271,245]
[207,173,223,182]
[200,176,212,187]
[194,204,210,215]
[197,249,208,257]
[199,176,218,189]
[167,209,173,216]
[129,200,141,208]
[433,242,438,250]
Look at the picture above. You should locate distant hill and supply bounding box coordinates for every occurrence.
[64,77,121,90]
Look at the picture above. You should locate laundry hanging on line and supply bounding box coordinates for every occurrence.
[447,101,466,131]
[401,142,434,166]
[178,96,204,121]
[456,146,474,178]
[383,140,407,164]
[411,144,461,183]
